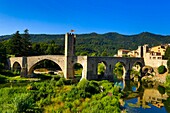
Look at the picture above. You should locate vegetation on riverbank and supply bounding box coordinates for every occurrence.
[0,76,122,113]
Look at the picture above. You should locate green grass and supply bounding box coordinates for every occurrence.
[0,74,40,83]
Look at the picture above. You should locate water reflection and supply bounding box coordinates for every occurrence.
[122,80,170,113]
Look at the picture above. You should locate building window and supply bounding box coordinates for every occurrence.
[158,57,162,59]
[153,57,156,59]
[157,98,162,102]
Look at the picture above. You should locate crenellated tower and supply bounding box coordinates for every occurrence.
[64,33,76,78]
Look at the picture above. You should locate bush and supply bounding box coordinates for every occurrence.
[0,87,39,113]
[113,62,124,79]
[11,93,35,112]
[77,78,89,90]
[98,62,106,75]
[56,77,66,86]
[158,65,167,74]
[37,74,52,80]
[0,74,7,83]
[0,63,4,72]
[167,58,170,73]
[157,85,165,94]
[165,75,170,86]
[85,81,100,94]
[99,80,114,92]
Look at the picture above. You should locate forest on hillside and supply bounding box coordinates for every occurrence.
[1,31,170,57]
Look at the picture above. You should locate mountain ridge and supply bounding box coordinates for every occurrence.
[1,32,170,56]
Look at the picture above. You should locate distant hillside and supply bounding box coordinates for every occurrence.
[1,32,170,56]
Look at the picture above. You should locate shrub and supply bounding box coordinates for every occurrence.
[0,74,7,83]
[157,85,165,94]
[98,62,106,75]
[85,81,100,94]
[77,78,89,90]
[165,75,170,87]
[0,87,39,113]
[167,58,170,73]
[0,63,4,72]
[158,65,167,74]
[11,93,35,112]
[99,80,114,92]
[56,78,66,86]
[37,74,52,80]
[113,62,124,79]
[52,75,61,81]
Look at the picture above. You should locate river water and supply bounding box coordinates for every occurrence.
[119,80,170,113]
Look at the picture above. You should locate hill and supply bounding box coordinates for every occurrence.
[1,32,170,56]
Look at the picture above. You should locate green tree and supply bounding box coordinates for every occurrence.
[10,31,23,56]
[0,42,7,64]
[164,46,170,59]
[45,40,61,55]
[8,30,32,56]
[80,51,88,56]
[98,62,106,75]
[158,65,167,74]
[101,51,107,56]
[167,58,170,73]
[113,62,124,79]
[157,85,165,94]
[21,29,32,56]
[32,43,41,55]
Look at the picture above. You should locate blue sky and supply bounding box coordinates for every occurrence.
[0,0,170,35]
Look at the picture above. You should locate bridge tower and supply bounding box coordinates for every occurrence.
[64,33,76,79]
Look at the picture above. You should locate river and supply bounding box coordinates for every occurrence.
[118,80,170,113]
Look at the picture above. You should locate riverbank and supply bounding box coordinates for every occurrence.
[1,69,170,113]
[0,75,123,113]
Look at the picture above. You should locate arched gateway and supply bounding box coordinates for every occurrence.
[9,33,145,81]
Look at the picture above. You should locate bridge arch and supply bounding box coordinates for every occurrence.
[27,58,65,76]
[113,61,126,80]
[97,61,107,75]
[9,57,23,70]
[12,61,21,73]
[73,63,83,81]
[132,61,145,78]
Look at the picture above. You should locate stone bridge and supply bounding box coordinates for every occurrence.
[8,33,145,81]
[9,55,144,80]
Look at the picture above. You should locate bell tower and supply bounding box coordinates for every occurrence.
[64,33,76,78]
